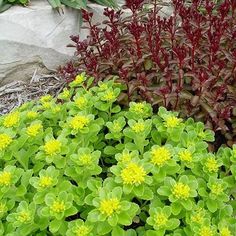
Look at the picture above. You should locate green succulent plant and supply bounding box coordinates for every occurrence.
[0,73,236,235]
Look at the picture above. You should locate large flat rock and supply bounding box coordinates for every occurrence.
[0,1,89,85]
[0,0,173,85]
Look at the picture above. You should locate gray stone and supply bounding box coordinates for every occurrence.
[0,1,83,85]
[0,0,173,86]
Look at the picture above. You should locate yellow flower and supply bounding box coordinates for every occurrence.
[172,182,190,199]
[42,102,51,109]
[39,176,53,188]
[179,150,192,162]
[199,226,214,236]
[3,112,20,128]
[26,111,38,119]
[80,154,92,165]
[211,183,223,195]
[0,202,7,214]
[113,122,121,132]
[99,198,120,216]
[69,115,90,131]
[26,123,43,137]
[131,122,145,133]
[75,97,87,109]
[121,162,146,185]
[75,225,90,236]
[50,200,65,213]
[132,103,145,113]
[0,133,12,151]
[191,208,205,224]
[165,116,182,128]
[17,211,31,223]
[61,89,70,99]
[103,91,115,101]
[151,146,171,166]
[74,74,85,85]
[155,213,168,227]
[220,227,232,236]
[120,153,132,163]
[52,106,61,114]
[0,171,12,186]
[205,157,218,173]
[40,95,52,103]
[44,140,61,155]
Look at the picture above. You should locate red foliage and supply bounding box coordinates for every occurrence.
[59,0,236,144]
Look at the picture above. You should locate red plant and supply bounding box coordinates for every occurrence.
[59,0,236,146]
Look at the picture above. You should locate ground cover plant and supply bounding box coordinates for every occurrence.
[59,0,236,148]
[0,73,236,235]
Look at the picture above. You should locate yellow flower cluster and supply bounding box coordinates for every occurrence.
[70,115,90,131]
[199,226,214,236]
[0,133,12,151]
[0,202,7,214]
[205,157,218,173]
[113,122,121,132]
[0,171,12,186]
[75,225,90,236]
[99,198,120,216]
[131,122,145,133]
[17,211,31,223]
[26,111,38,119]
[3,112,20,128]
[42,102,51,109]
[151,146,171,166]
[39,176,53,188]
[220,227,232,236]
[61,89,70,99]
[211,183,223,195]
[155,213,168,227]
[121,163,146,185]
[179,150,192,162]
[103,91,115,101]
[80,154,92,165]
[120,153,132,163]
[51,106,61,114]
[26,123,43,137]
[50,200,66,213]
[74,74,85,85]
[44,140,61,156]
[191,208,204,224]
[75,97,87,109]
[165,116,181,128]
[132,103,145,113]
[172,182,190,199]
[40,95,52,103]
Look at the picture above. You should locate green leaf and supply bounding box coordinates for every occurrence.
[97,221,112,235]
[141,187,154,200]
[112,226,125,236]
[167,218,180,230]
[206,199,218,213]
[118,212,132,226]
[61,0,86,9]
[171,202,182,215]
[108,214,118,226]
[157,186,171,196]
[134,185,144,197]
[182,199,192,211]
[49,219,61,233]
[16,185,26,196]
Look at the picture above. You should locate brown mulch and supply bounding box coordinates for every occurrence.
[0,70,66,115]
